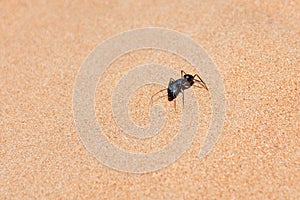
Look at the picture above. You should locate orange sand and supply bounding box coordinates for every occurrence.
[1,1,299,199]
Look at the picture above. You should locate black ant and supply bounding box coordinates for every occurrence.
[150,70,208,109]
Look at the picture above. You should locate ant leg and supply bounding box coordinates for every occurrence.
[193,73,205,84]
[181,70,187,77]
[150,78,174,105]
[193,84,207,90]
[150,88,167,105]
[182,90,185,108]
[174,99,176,111]
[193,74,208,90]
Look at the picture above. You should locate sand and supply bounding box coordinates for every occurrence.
[1,0,299,199]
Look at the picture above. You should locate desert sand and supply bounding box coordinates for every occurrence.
[1,1,299,199]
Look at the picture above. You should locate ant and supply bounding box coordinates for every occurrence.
[150,70,208,109]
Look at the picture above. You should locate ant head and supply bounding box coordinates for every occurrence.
[183,74,194,85]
